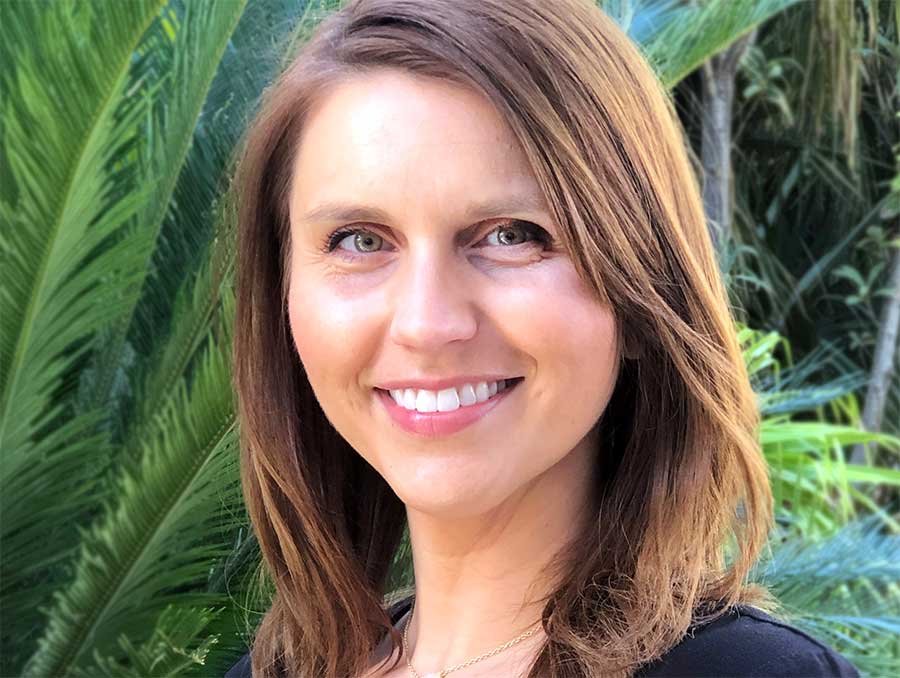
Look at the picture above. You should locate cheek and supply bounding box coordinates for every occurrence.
[286,277,386,458]
[286,271,378,392]
[491,261,619,409]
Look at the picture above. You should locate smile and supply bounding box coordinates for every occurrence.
[375,377,525,437]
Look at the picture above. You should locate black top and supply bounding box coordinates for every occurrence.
[225,597,860,677]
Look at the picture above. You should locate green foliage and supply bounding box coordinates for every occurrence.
[739,44,801,127]
[1,0,310,674]
[717,0,900,458]
[602,0,804,87]
[0,0,168,670]
[828,227,900,353]
[741,326,900,673]
[741,325,900,534]
[69,606,224,678]
[751,515,900,677]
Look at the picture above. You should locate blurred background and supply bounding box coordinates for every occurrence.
[1,0,898,676]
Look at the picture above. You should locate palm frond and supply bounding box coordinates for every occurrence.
[69,605,224,678]
[740,325,866,415]
[23,292,240,677]
[600,0,680,45]
[19,3,323,675]
[0,0,164,455]
[80,0,248,432]
[635,0,804,87]
[119,0,302,458]
[0,1,166,669]
[751,515,900,676]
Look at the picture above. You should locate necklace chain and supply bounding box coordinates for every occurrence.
[401,600,542,678]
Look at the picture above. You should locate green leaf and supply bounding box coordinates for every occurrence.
[831,265,865,288]
[640,0,804,87]
[750,516,900,676]
[0,1,166,669]
[23,301,240,677]
[82,0,249,423]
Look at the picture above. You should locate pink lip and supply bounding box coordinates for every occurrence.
[375,380,522,438]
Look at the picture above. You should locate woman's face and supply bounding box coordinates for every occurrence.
[287,69,620,518]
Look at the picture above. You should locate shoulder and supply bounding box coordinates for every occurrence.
[222,598,413,678]
[224,651,252,678]
[223,604,861,678]
[635,605,860,677]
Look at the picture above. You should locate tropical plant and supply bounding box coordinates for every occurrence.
[740,326,900,532]
[750,514,900,678]
[741,326,900,674]
[1,0,313,674]
[709,0,900,470]
[2,1,894,676]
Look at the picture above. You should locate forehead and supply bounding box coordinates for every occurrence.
[289,69,542,222]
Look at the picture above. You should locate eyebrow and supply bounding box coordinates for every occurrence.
[295,189,550,227]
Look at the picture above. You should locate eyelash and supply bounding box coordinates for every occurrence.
[320,220,553,259]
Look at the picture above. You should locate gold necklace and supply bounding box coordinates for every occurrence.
[401,600,542,678]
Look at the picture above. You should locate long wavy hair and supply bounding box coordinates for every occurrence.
[232,0,776,676]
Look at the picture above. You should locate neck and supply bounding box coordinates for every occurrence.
[400,436,596,676]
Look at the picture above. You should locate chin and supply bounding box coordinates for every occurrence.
[392,472,514,519]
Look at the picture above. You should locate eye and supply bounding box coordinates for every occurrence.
[480,220,550,249]
[321,220,553,258]
[326,229,386,254]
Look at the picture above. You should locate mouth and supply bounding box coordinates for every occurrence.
[373,377,525,415]
[374,377,525,437]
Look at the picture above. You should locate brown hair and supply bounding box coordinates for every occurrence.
[232,0,776,676]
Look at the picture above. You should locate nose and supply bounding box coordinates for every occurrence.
[388,247,478,351]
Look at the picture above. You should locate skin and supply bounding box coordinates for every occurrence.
[287,69,622,677]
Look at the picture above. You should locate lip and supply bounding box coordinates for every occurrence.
[374,375,522,391]
[375,378,524,438]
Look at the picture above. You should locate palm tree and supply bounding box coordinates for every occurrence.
[705,0,900,472]
[2,1,894,676]
[1,1,310,673]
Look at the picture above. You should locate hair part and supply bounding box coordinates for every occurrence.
[232,1,775,676]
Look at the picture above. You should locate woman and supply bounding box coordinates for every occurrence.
[228,0,860,676]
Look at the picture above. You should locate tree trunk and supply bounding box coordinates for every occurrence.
[850,237,900,465]
[700,29,757,255]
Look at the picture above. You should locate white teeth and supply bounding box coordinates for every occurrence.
[437,387,460,412]
[403,388,416,409]
[387,379,517,413]
[474,382,490,402]
[415,389,438,413]
[459,383,477,406]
